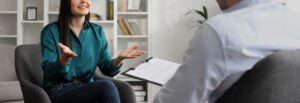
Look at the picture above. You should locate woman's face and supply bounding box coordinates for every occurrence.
[71,0,91,17]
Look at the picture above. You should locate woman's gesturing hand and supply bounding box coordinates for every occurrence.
[113,45,145,67]
[118,45,145,60]
[58,43,78,66]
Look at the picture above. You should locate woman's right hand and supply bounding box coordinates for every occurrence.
[58,43,78,66]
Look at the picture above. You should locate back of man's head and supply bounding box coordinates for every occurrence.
[216,0,283,11]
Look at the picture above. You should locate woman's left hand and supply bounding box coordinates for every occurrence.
[118,45,145,60]
[113,45,145,67]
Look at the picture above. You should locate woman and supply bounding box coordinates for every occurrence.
[40,0,144,103]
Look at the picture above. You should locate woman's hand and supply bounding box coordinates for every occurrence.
[119,45,145,59]
[113,45,145,67]
[58,43,78,66]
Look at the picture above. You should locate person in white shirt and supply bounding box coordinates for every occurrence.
[154,0,300,103]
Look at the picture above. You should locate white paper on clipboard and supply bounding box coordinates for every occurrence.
[122,57,180,86]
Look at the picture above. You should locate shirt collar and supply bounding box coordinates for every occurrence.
[83,19,91,29]
[224,0,283,12]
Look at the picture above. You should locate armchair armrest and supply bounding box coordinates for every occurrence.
[19,80,51,103]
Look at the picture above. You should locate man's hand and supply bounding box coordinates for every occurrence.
[58,43,78,66]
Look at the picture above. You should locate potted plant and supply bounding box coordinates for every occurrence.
[186,6,208,24]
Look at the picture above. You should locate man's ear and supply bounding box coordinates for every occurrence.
[217,0,228,10]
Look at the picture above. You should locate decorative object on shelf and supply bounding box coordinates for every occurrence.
[119,0,128,12]
[127,0,141,12]
[128,22,142,35]
[90,13,102,20]
[0,30,2,35]
[26,7,37,20]
[186,6,208,24]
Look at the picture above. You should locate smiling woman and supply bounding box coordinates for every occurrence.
[40,0,145,103]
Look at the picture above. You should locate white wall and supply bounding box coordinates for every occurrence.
[286,0,300,13]
[150,0,221,63]
[148,0,222,102]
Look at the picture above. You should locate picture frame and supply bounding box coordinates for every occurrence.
[127,0,141,12]
[26,7,37,20]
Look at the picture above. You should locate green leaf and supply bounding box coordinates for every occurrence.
[196,20,204,24]
[203,6,208,20]
[188,9,206,19]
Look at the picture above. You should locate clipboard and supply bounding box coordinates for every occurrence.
[122,57,180,86]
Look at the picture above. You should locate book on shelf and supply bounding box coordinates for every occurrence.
[132,85,144,91]
[118,19,130,35]
[122,18,135,35]
[107,0,114,20]
[134,91,147,96]
[135,96,146,102]
[118,18,142,36]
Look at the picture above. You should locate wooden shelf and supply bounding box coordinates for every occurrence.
[0,11,17,14]
[21,20,44,24]
[117,35,148,38]
[48,11,59,15]
[90,20,114,24]
[117,12,148,19]
[0,35,17,38]
[117,12,148,15]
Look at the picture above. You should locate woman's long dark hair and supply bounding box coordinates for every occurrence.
[58,0,90,48]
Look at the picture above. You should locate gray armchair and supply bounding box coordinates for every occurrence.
[0,44,23,102]
[216,51,300,103]
[15,44,136,103]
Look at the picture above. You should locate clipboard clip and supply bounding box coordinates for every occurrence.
[144,57,154,62]
[127,57,154,71]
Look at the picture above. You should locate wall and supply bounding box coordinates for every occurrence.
[286,0,300,13]
[148,0,222,102]
[150,0,221,63]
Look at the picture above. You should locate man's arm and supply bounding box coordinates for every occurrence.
[154,24,228,103]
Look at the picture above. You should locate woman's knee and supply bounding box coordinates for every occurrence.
[92,80,118,90]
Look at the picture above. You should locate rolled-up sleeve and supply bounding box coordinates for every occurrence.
[41,29,70,77]
[154,24,228,103]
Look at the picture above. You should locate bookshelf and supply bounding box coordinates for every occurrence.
[1,0,152,102]
[0,0,17,45]
[115,0,151,102]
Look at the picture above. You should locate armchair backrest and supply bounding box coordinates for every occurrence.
[216,51,300,103]
[15,44,43,86]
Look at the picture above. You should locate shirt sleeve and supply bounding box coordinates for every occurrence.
[41,29,70,77]
[97,28,121,77]
[154,24,228,103]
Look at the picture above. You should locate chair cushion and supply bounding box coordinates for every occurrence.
[0,81,23,102]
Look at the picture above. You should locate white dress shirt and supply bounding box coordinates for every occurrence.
[154,0,300,103]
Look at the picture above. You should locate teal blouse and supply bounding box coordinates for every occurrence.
[41,20,121,91]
